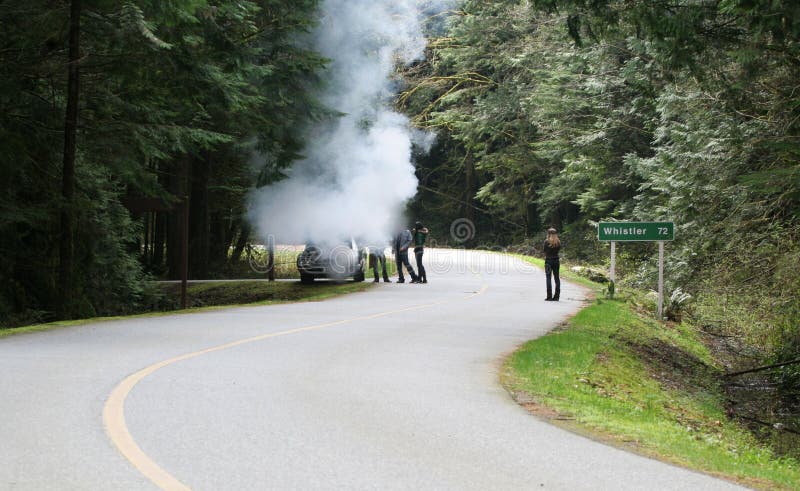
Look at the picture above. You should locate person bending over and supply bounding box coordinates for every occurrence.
[367,242,391,283]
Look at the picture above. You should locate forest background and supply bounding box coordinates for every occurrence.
[400,0,800,456]
[0,0,797,454]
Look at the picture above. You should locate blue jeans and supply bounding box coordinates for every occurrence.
[396,250,417,282]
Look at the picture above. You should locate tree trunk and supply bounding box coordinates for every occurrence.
[152,165,169,274]
[464,155,475,221]
[167,158,189,280]
[464,153,476,246]
[142,212,151,263]
[57,0,82,318]
[209,210,229,264]
[189,156,210,279]
[230,221,251,263]
[153,211,166,273]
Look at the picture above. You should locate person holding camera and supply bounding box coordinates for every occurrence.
[412,221,429,284]
[544,227,561,301]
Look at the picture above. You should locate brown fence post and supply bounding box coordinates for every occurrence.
[267,236,276,282]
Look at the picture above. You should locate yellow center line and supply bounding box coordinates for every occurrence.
[103,285,489,491]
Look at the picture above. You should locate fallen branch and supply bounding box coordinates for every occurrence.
[735,415,800,436]
[725,358,800,378]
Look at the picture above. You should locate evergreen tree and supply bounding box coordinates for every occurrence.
[0,0,325,323]
[402,0,800,415]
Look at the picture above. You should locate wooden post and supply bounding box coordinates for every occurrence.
[657,241,664,320]
[267,235,275,282]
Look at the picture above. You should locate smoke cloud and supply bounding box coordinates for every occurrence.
[248,0,453,247]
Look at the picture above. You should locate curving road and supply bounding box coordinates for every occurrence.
[0,250,744,490]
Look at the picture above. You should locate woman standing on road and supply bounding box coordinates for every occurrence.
[543,227,561,301]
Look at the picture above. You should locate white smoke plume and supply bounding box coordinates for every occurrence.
[248,0,453,247]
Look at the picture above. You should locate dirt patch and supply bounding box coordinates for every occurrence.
[625,337,721,395]
[507,389,656,459]
[511,391,569,420]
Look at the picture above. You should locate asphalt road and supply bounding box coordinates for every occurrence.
[0,249,745,490]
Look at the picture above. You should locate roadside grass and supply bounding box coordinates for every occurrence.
[160,280,372,309]
[503,296,800,490]
[2,243,394,336]
[0,280,372,339]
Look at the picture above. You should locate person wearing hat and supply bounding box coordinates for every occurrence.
[412,221,429,284]
[544,227,561,301]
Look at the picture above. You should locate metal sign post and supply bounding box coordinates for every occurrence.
[598,221,675,320]
[610,241,616,283]
[658,241,664,319]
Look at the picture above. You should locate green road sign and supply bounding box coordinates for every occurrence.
[598,221,674,241]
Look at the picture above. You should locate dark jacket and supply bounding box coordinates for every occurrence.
[543,240,561,259]
[413,228,428,250]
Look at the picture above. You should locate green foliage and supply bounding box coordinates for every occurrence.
[403,3,654,245]
[0,0,325,325]
[403,0,800,451]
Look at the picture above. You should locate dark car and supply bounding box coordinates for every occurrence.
[296,238,365,284]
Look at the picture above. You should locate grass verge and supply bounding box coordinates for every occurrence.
[160,280,372,309]
[0,280,372,339]
[503,295,800,490]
